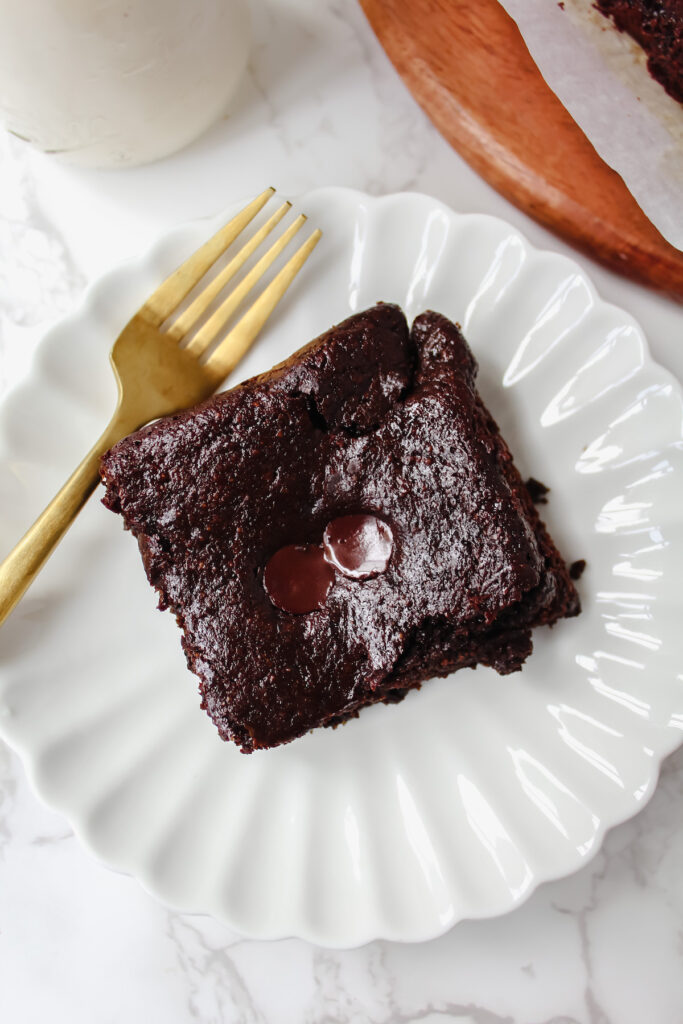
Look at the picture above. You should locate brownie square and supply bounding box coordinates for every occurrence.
[100,304,579,752]
[595,0,683,103]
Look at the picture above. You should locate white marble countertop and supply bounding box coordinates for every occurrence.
[1,2,682,1021]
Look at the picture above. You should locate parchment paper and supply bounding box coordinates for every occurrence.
[499,0,683,251]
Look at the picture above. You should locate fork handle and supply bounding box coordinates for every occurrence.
[0,416,129,627]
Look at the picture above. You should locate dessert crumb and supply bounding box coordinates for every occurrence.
[569,559,586,580]
[526,477,550,505]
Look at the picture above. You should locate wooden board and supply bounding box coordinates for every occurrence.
[360,0,683,301]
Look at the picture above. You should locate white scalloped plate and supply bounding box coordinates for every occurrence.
[1,188,682,948]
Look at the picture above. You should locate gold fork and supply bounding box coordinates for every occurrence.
[0,188,321,626]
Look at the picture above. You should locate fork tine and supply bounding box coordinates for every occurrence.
[183,214,308,358]
[142,187,275,327]
[204,229,322,386]
[168,201,292,341]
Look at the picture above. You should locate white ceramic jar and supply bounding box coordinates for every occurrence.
[0,0,250,168]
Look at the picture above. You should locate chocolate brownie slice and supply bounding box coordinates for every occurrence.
[100,304,579,752]
[596,0,683,103]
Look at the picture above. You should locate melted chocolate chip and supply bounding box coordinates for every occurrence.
[264,544,335,614]
[323,514,393,579]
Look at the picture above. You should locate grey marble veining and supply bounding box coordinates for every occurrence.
[0,1,682,1020]
[0,134,85,335]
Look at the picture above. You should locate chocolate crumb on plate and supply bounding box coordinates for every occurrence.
[569,559,587,580]
[525,477,550,505]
